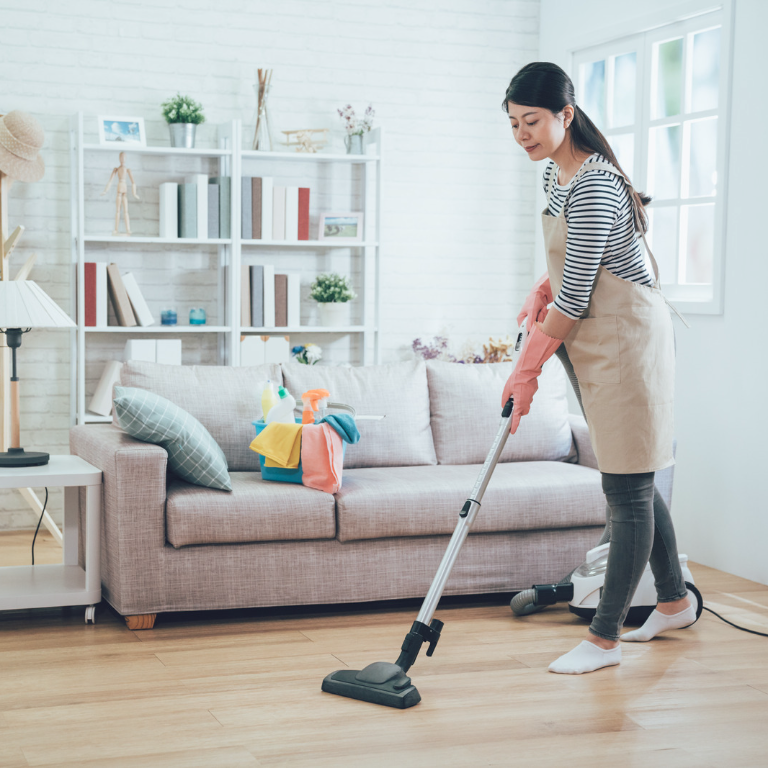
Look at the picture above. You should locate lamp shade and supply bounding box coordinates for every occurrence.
[0,280,75,329]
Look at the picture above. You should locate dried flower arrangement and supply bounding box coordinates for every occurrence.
[412,335,517,364]
[337,104,375,136]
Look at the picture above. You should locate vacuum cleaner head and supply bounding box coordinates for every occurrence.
[322,661,421,709]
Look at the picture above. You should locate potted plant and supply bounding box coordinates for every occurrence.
[337,104,375,154]
[309,273,357,327]
[161,93,205,148]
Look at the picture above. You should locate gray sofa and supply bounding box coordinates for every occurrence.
[69,357,674,628]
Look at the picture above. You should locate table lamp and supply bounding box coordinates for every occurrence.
[0,280,76,467]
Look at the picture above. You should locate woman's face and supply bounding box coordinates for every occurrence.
[507,102,573,161]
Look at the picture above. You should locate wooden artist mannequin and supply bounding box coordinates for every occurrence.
[101,151,140,236]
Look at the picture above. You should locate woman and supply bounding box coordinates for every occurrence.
[500,62,696,675]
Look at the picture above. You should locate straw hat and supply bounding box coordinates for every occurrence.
[0,111,45,183]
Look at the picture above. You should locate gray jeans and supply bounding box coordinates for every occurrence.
[554,346,689,642]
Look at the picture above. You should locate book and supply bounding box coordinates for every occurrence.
[121,272,155,327]
[263,264,276,328]
[241,176,252,240]
[186,174,208,239]
[88,360,123,416]
[298,187,310,240]
[274,273,288,327]
[207,184,219,239]
[84,262,97,327]
[240,335,266,366]
[178,183,197,238]
[124,339,156,362]
[285,187,299,241]
[250,265,264,328]
[287,272,301,327]
[261,177,273,240]
[251,177,262,239]
[272,186,286,241]
[159,182,178,238]
[156,339,182,365]
[106,263,137,327]
[96,262,108,327]
[241,265,251,328]
[209,177,231,239]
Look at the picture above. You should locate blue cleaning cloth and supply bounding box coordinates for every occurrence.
[319,414,361,444]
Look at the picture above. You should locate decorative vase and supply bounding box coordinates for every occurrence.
[344,133,364,155]
[169,123,197,148]
[317,302,349,327]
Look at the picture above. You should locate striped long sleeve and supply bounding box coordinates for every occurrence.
[542,155,654,320]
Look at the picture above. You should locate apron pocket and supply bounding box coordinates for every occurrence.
[567,315,621,384]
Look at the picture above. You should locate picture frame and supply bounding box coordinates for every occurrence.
[97,116,147,147]
[318,212,364,242]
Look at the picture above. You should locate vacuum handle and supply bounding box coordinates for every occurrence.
[502,396,514,419]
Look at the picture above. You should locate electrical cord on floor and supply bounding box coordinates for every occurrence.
[701,605,768,638]
[31,487,49,566]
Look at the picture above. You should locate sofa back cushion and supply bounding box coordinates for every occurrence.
[281,360,436,469]
[426,358,573,464]
[119,361,282,471]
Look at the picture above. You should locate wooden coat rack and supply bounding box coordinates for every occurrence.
[1,170,62,545]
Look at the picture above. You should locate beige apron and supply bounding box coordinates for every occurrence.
[542,160,686,474]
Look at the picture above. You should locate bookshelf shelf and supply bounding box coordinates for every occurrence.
[71,112,382,427]
[241,326,369,334]
[84,326,230,333]
[82,144,232,157]
[83,236,232,245]
[241,240,376,248]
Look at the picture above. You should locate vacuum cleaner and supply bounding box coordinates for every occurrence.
[322,396,517,709]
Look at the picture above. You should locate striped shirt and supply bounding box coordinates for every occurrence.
[543,153,654,320]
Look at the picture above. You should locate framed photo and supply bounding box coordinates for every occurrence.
[97,116,147,147]
[318,212,364,242]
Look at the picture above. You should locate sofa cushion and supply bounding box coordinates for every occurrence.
[113,386,232,491]
[426,358,574,465]
[166,472,336,547]
[334,462,605,542]
[281,360,437,469]
[119,361,282,472]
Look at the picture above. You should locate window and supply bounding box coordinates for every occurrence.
[573,7,733,314]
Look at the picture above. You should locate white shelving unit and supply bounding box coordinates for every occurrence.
[69,114,382,426]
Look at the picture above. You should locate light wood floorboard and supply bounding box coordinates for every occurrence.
[1,531,767,767]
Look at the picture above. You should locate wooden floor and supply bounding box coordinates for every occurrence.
[1,531,768,768]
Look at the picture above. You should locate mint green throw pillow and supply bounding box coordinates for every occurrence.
[113,386,232,491]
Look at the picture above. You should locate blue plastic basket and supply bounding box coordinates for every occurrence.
[252,417,347,484]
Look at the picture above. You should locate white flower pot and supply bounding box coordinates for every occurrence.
[317,302,350,327]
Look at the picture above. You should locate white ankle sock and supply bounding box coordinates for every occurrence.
[548,640,621,675]
[620,604,697,642]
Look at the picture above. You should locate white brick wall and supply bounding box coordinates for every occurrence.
[0,0,540,529]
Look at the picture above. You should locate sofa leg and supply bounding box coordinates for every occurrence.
[125,614,157,630]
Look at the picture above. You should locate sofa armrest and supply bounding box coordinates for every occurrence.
[568,413,598,470]
[70,424,168,615]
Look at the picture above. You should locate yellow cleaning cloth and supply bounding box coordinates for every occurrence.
[249,422,303,468]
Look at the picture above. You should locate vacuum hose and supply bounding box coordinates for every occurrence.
[510,344,611,616]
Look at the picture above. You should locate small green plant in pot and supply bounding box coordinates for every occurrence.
[310,273,356,327]
[161,93,205,148]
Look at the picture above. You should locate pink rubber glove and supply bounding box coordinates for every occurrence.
[517,272,554,330]
[502,323,563,434]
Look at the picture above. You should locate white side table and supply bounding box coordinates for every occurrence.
[0,455,103,624]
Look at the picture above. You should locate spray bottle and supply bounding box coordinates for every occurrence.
[260,380,279,420]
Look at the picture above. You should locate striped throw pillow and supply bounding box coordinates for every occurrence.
[113,386,232,492]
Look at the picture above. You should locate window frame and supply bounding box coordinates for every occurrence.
[569,3,735,315]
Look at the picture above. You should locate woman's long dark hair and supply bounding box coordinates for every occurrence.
[502,62,652,233]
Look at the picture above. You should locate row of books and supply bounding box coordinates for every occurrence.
[242,265,300,329]
[84,262,154,327]
[159,176,230,239]
[242,179,310,241]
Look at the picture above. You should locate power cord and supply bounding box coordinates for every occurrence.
[31,487,49,566]
[701,605,768,638]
